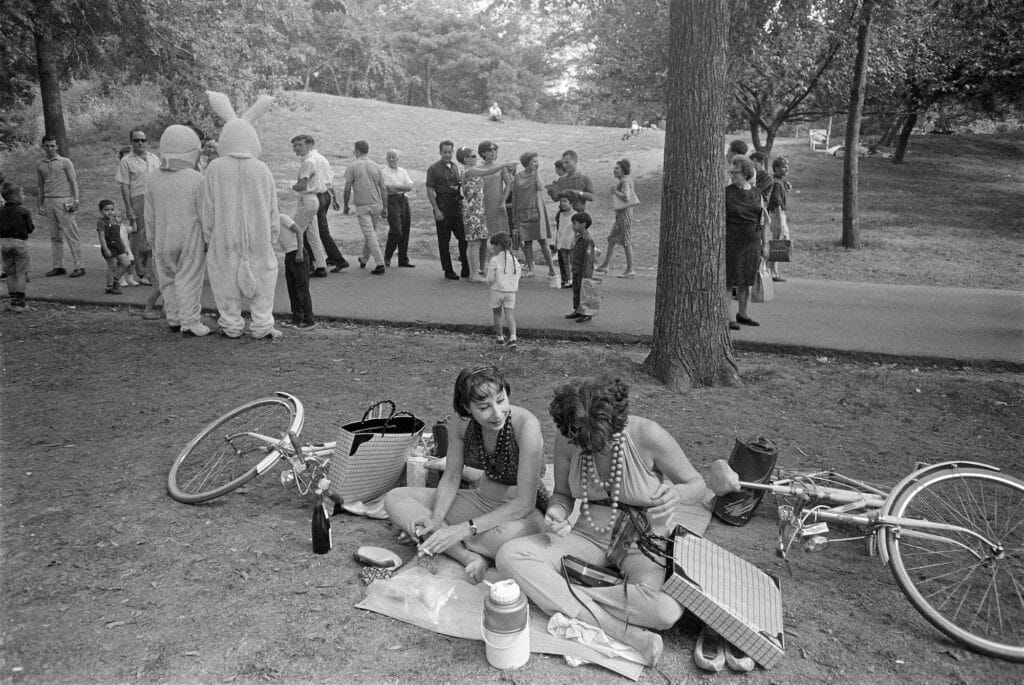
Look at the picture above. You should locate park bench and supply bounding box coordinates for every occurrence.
[808,128,829,151]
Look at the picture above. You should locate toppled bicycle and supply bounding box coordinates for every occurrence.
[709,456,1024,662]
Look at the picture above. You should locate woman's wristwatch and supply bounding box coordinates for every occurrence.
[467,519,478,536]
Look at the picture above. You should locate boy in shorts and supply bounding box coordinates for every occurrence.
[96,199,132,294]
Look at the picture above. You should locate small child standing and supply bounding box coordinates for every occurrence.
[0,182,35,311]
[553,192,574,289]
[279,213,316,330]
[486,232,521,349]
[96,199,132,294]
[566,211,596,323]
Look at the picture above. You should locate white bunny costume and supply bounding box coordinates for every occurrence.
[201,91,280,339]
[145,125,208,336]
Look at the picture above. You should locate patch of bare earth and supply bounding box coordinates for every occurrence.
[1,304,1021,683]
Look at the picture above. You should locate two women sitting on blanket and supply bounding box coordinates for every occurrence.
[384,369,709,666]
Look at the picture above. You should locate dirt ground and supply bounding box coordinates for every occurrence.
[1,303,1022,684]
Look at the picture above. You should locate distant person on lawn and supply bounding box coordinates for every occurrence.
[383,365,547,584]
[36,135,84,278]
[381,148,415,268]
[767,156,791,282]
[489,101,503,122]
[425,140,468,280]
[343,140,388,275]
[202,90,281,340]
[116,129,160,284]
[1,181,35,311]
[546,149,594,212]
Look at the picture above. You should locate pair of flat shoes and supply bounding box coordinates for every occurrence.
[693,626,754,673]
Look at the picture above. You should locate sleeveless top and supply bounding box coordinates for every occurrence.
[567,429,661,506]
[463,418,549,510]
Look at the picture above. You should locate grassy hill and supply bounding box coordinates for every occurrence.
[4,90,1022,289]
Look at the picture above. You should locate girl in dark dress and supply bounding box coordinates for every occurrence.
[725,155,768,328]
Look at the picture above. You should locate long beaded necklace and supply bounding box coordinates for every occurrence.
[579,430,625,533]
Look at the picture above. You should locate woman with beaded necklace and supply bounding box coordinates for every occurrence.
[496,376,707,666]
[383,366,547,583]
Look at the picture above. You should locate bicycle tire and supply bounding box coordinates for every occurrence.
[167,395,301,504]
[882,467,1024,661]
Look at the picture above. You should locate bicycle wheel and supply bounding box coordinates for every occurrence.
[883,467,1024,661]
[168,395,301,504]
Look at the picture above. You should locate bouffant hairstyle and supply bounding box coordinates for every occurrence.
[728,139,748,156]
[452,366,511,418]
[549,376,629,454]
[455,147,474,165]
[616,159,631,175]
[519,151,537,168]
[730,155,755,181]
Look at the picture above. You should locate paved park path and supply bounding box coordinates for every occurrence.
[18,240,1023,369]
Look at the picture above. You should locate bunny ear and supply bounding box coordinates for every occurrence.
[240,94,274,123]
[206,91,237,122]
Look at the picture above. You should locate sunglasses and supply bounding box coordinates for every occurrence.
[132,138,147,143]
[467,154,478,158]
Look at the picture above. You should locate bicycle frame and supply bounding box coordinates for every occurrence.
[738,461,1007,564]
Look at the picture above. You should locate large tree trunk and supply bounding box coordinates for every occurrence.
[892,111,918,163]
[841,0,875,249]
[643,0,740,390]
[33,3,69,155]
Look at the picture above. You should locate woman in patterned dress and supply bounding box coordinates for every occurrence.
[456,147,514,282]
[383,366,547,583]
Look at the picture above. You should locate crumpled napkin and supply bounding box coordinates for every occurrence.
[546,613,646,666]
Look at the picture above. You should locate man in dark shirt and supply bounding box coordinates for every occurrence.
[546,150,594,212]
[0,182,36,311]
[425,140,468,280]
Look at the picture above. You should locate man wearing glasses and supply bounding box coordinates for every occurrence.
[116,130,160,284]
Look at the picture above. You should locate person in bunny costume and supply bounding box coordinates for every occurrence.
[201,90,281,339]
[144,125,209,337]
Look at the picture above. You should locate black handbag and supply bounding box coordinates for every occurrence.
[712,437,779,526]
[769,239,792,262]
